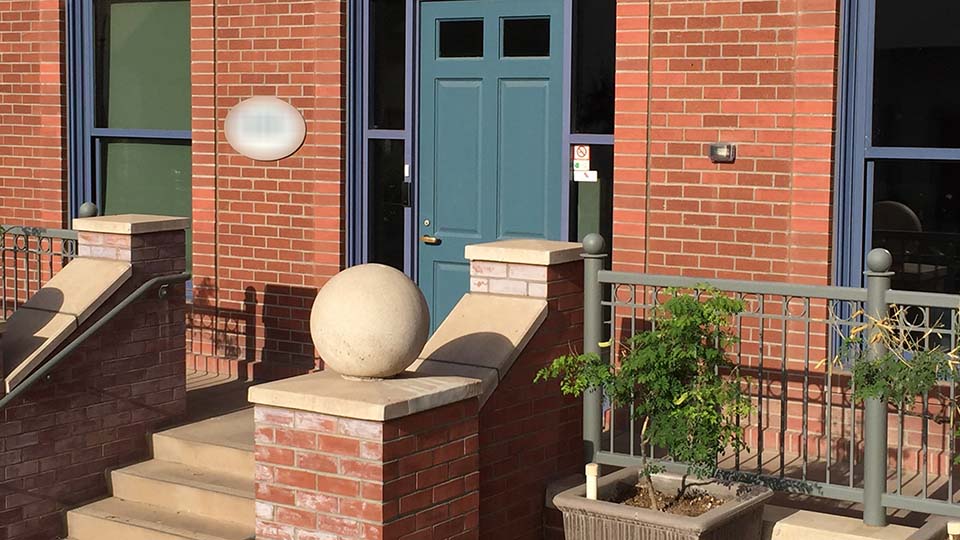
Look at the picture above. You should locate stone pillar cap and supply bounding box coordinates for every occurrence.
[464,239,582,266]
[248,370,481,421]
[73,214,190,235]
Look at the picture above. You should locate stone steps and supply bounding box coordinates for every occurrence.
[66,409,256,540]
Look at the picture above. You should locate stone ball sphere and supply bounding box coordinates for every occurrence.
[310,264,430,379]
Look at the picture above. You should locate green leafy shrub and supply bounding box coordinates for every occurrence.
[536,287,750,510]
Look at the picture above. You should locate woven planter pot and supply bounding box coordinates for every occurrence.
[553,468,772,540]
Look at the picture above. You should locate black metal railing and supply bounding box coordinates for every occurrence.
[1,225,78,318]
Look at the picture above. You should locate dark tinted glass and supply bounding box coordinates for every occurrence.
[369,139,405,271]
[95,0,190,130]
[572,0,615,134]
[503,18,550,57]
[439,20,483,58]
[101,139,192,267]
[871,160,960,293]
[573,145,614,245]
[872,1,960,147]
[370,0,405,129]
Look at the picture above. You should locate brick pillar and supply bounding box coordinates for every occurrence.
[250,371,482,540]
[74,214,189,276]
[463,239,586,539]
[0,214,189,540]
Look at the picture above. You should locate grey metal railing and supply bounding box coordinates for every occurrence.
[581,234,960,523]
[1,225,79,318]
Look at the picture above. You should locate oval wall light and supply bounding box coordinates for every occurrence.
[224,96,306,161]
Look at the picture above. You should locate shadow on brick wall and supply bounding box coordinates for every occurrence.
[187,281,318,380]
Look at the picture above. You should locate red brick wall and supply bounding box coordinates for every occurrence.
[613,0,838,285]
[0,0,68,226]
[188,0,346,378]
[0,230,187,540]
[254,400,480,540]
[478,261,584,539]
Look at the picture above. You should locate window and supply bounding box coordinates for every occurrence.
[439,20,484,58]
[570,0,615,245]
[69,0,192,264]
[838,0,960,293]
[502,18,550,58]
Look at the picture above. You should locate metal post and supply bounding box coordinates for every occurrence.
[582,233,606,462]
[863,248,893,527]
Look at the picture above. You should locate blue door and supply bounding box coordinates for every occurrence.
[418,0,565,329]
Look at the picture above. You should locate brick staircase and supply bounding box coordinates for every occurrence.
[65,409,255,540]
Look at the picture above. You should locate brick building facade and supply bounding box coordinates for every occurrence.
[0,0,950,379]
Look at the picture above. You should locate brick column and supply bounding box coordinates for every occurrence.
[461,239,586,539]
[74,214,189,276]
[249,371,482,540]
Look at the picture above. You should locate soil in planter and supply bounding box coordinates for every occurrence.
[613,484,727,517]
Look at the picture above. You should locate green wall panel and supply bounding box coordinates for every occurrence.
[101,140,192,263]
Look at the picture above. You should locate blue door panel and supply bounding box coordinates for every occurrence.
[499,78,552,238]
[419,0,564,331]
[432,261,470,331]
[434,79,485,238]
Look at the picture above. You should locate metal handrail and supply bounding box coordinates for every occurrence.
[0,271,191,410]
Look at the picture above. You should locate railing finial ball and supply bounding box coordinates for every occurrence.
[582,233,605,255]
[866,248,892,273]
[78,202,99,219]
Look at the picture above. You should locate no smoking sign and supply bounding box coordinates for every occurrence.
[573,145,591,160]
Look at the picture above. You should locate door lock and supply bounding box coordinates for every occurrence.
[420,235,441,245]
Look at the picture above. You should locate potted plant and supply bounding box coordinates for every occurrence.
[537,288,772,540]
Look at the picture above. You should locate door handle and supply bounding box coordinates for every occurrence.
[420,235,441,246]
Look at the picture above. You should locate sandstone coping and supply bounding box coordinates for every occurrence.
[464,238,582,266]
[72,214,190,235]
[2,258,132,392]
[764,505,919,540]
[409,292,547,406]
[247,369,481,421]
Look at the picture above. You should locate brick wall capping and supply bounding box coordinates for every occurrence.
[409,293,547,407]
[247,369,481,421]
[464,238,583,266]
[2,258,132,392]
[72,214,190,235]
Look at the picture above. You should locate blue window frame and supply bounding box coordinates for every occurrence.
[835,0,960,293]
[66,0,192,219]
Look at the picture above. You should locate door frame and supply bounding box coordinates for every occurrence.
[347,0,578,280]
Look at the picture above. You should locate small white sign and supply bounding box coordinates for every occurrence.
[574,170,598,183]
[573,159,591,171]
[225,96,306,161]
[573,145,591,161]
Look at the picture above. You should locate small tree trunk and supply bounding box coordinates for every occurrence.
[638,416,661,511]
[641,457,661,511]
